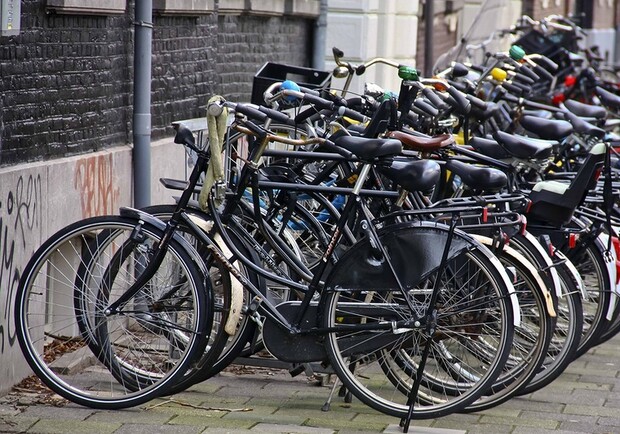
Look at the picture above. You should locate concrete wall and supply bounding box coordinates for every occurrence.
[0,139,185,395]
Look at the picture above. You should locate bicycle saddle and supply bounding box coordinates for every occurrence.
[469,136,510,160]
[377,159,441,192]
[333,136,402,160]
[443,160,507,191]
[562,111,605,140]
[493,131,555,160]
[596,86,620,110]
[386,131,454,152]
[519,115,573,141]
[563,99,607,120]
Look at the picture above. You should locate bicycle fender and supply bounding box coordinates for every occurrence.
[474,235,556,318]
[522,231,563,299]
[324,221,520,327]
[183,212,244,336]
[554,250,587,299]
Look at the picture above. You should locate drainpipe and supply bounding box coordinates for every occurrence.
[133,1,153,209]
[312,0,328,70]
[424,0,434,77]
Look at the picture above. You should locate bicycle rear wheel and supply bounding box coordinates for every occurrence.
[322,223,516,419]
[15,216,211,409]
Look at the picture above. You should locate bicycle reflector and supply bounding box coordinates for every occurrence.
[564,75,577,87]
[612,237,620,284]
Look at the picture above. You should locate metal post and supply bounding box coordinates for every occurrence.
[424,0,434,77]
[133,0,153,209]
[312,0,328,71]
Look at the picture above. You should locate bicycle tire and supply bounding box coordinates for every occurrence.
[15,216,211,409]
[322,222,516,419]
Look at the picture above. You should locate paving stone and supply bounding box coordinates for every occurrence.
[86,409,173,425]
[252,423,334,433]
[25,419,121,434]
[383,425,465,434]
[113,424,204,434]
[18,404,95,420]
[478,414,559,430]
[169,414,253,430]
[512,428,585,434]
[563,404,620,417]
[0,416,38,433]
[497,397,564,413]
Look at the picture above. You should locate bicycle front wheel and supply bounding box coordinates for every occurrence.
[322,223,516,419]
[15,216,212,409]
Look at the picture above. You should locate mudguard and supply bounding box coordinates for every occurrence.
[324,221,520,327]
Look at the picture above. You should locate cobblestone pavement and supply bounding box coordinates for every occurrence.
[2,333,620,434]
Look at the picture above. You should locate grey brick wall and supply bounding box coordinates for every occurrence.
[215,14,313,101]
[0,0,134,166]
[0,1,315,167]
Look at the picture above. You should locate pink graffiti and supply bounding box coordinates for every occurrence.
[74,154,121,218]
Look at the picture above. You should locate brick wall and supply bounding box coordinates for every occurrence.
[215,14,312,101]
[0,1,134,166]
[0,1,316,167]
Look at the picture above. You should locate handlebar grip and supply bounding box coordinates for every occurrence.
[511,72,535,85]
[447,86,471,115]
[340,107,366,123]
[258,106,294,125]
[414,98,439,117]
[300,93,335,111]
[500,81,524,96]
[421,87,449,110]
[516,65,540,82]
[532,64,554,82]
[234,104,268,122]
[533,55,559,72]
[466,94,488,111]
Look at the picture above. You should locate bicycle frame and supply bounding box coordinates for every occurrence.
[106,120,462,350]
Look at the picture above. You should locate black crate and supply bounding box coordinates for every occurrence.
[514,30,567,65]
[251,62,331,105]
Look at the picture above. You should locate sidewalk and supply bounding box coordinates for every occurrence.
[2,333,620,434]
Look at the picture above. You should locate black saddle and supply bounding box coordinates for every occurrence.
[563,99,607,120]
[470,136,510,160]
[562,111,605,140]
[493,131,555,160]
[377,159,441,192]
[334,136,402,160]
[596,86,620,110]
[519,115,573,141]
[444,160,507,191]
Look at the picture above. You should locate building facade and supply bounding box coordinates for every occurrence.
[0,0,319,394]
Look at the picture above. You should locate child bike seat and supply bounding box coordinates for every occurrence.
[526,142,607,226]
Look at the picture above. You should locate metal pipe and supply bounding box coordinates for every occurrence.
[312,0,328,70]
[424,0,434,77]
[133,0,153,209]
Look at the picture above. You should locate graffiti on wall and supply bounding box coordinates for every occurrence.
[74,154,121,218]
[0,174,42,353]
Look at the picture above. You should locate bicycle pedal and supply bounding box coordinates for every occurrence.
[288,364,305,377]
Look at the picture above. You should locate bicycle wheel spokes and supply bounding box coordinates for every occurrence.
[323,240,515,419]
[16,217,210,409]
